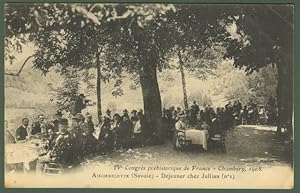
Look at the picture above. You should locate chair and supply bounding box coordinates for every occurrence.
[241,118,247,125]
[210,132,226,153]
[43,162,63,175]
[174,130,192,150]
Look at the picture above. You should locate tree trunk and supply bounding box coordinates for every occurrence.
[178,51,189,111]
[139,60,163,144]
[96,52,102,123]
[276,22,293,137]
[276,53,293,136]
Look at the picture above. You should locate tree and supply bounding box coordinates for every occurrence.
[4,3,176,128]
[159,5,229,111]
[224,5,293,134]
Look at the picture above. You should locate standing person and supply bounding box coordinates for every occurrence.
[98,116,113,154]
[111,114,123,150]
[71,94,89,116]
[16,118,29,141]
[85,113,95,134]
[133,114,142,147]
[104,109,112,123]
[130,110,139,123]
[82,114,97,157]
[190,101,200,126]
[52,111,63,133]
[240,105,249,125]
[122,115,133,149]
[169,106,176,120]
[224,102,234,130]
[69,115,84,163]
[233,100,242,125]
[137,111,146,146]
[122,109,129,119]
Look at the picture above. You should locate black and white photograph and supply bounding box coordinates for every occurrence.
[3,3,294,188]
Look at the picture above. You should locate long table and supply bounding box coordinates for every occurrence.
[5,140,40,172]
[184,129,209,150]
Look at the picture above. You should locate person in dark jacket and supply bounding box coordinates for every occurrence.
[85,113,95,134]
[52,111,63,133]
[82,113,97,157]
[16,118,29,141]
[122,115,133,149]
[122,109,129,120]
[190,101,200,126]
[98,116,113,154]
[36,119,73,174]
[130,110,139,122]
[31,114,50,135]
[71,94,88,116]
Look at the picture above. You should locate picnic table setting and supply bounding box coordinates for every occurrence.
[5,135,47,172]
[184,128,210,150]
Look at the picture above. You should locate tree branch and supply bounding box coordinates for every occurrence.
[4,55,34,76]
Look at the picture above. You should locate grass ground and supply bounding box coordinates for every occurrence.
[81,125,292,169]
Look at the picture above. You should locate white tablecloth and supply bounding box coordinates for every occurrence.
[6,141,39,170]
[184,129,209,150]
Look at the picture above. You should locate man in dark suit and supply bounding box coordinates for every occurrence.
[16,118,29,141]
[52,111,63,133]
[71,94,88,116]
[190,101,200,126]
[31,114,46,135]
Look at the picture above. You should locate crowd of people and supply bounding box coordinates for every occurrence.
[8,108,148,170]
[162,97,278,138]
[6,93,278,172]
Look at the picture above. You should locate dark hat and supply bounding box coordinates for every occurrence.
[106,109,111,113]
[79,94,85,97]
[55,111,63,116]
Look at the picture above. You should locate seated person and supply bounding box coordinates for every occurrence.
[201,121,210,130]
[208,118,222,136]
[175,114,187,131]
[173,114,187,148]
[6,130,16,144]
[5,120,16,144]
[16,118,29,141]
[31,114,51,136]
[36,119,72,174]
